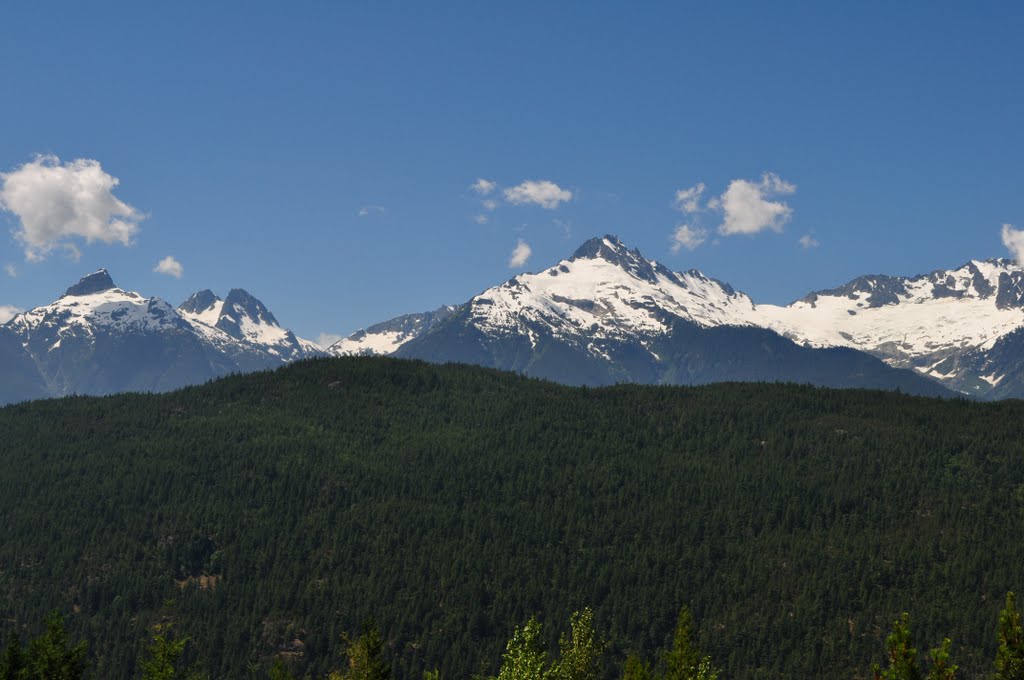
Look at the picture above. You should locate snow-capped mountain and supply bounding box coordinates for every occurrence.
[340,236,948,395]
[754,259,1024,397]
[332,235,1024,397]
[10,237,1024,405]
[330,237,758,359]
[0,270,321,404]
[180,288,321,365]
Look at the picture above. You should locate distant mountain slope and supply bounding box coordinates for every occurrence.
[0,270,321,404]
[330,305,458,356]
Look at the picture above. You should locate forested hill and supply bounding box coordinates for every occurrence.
[1,357,1023,679]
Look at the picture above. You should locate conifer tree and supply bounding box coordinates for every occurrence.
[995,592,1024,680]
[342,621,390,680]
[23,612,87,680]
[621,654,651,680]
[662,607,718,680]
[872,613,921,680]
[924,638,956,680]
[139,624,206,680]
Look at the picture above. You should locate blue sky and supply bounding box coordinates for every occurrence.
[2,2,1023,342]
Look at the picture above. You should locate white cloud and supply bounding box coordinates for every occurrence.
[1001,224,1024,264]
[482,199,498,211]
[716,172,795,236]
[316,332,343,349]
[473,214,489,225]
[673,183,706,214]
[153,255,184,279]
[358,205,385,217]
[798,234,820,249]
[504,180,573,210]
[508,239,532,268]
[670,225,708,253]
[0,155,143,262]
[471,178,497,196]
[0,305,22,324]
[4,264,15,278]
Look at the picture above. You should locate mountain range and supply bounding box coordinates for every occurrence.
[7,235,1024,404]
[0,269,321,404]
[329,235,1024,399]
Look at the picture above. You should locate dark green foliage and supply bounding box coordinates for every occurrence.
[20,613,87,680]
[0,635,25,680]
[925,639,956,680]
[869,614,958,680]
[995,592,1024,680]
[339,622,390,680]
[139,625,206,680]
[268,659,298,680]
[872,614,920,680]
[1,357,1024,679]
[662,609,717,680]
[621,655,652,680]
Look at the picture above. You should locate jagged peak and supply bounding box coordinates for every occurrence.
[571,234,631,260]
[178,289,221,314]
[568,235,676,284]
[62,269,117,297]
[220,289,280,328]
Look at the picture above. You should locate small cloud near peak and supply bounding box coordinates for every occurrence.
[670,225,708,253]
[1001,224,1024,264]
[504,180,572,210]
[508,239,532,268]
[153,256,184,279]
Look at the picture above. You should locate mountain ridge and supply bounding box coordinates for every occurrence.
[8,235,1024,402]
[332,235,1024,398]
[0,271,322,404]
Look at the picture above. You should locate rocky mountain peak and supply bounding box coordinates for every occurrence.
[178,289,222,314]
[63,269,117,297]
[571,235,630,260]
[216,289,280,339]
[569,235,673,285]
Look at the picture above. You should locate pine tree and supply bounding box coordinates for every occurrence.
[621,654,651,680]
[925,638,956,680]
[139,624,207,680]
[995,592,1024,680]
[23,612,87,680]
[662,607,718,680]
[343,621,390,680]
[872,613,921,680]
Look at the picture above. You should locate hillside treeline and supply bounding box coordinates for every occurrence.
[4,595,1024,679]
[1,358,1024,678]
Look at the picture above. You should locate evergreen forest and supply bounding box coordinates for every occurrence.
[2,357,1024,678]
